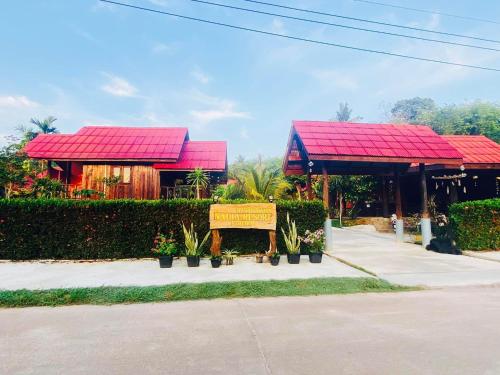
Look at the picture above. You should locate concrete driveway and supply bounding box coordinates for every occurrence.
[332,227,500,287]
[2,287,500,374]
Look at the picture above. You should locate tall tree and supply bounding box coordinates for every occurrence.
[332,102,362,122]
[186,168,209,199]
[335,102,353,122]
[30,116,58,135]
[391,97,436,124]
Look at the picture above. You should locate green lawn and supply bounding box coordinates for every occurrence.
[0,277,417,308]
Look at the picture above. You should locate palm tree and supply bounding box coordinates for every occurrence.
[243,160,280,200]
[30,116,58,134]
[187,168,209,199]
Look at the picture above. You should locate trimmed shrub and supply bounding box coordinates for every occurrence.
[449,198,499,251]
[0,199,326,260]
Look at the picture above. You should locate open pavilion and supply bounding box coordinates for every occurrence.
[282,120,464,247]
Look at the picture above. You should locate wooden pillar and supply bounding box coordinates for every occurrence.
[394,168,402,219]
[322,165,329,217]
[394,167,404,242]
[419,163,432,248]
[381,176,389,218]
[306,170,313,201]
[210,229,222,256]
[419,163,429,219]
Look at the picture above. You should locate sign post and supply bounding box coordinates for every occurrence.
[209,203,277,256]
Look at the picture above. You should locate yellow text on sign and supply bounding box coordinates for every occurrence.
[209,203,277,230]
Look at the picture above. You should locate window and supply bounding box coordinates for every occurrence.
[110,166,131,184]
[123,167,131,184]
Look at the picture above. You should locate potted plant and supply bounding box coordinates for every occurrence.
[151,232,178,268]
[182,223,210,267]
[281,213,301,264]
[222,250,239,265]
[255,252,264,263]
[269,252,280,266]
[300,229,325,263]
[210,255,222,268]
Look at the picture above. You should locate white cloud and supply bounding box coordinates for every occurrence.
[148,0,169,6]
[269,18,286,35]
[0,95,39,108]
[188,90,250,125]
[190,67,212,84]
[310,69,359,91]
[100,73,138,97]
[240,127,249,139]
[151,42,175,55]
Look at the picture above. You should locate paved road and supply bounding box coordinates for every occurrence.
[3,287,500,374]
[333,227,500,287]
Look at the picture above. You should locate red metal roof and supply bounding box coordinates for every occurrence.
[442,135,500,165]
[291,121,463,162]
[25,126,189,161]
[153,141,227,171]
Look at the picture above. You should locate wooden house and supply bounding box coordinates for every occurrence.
[25,126,227,199]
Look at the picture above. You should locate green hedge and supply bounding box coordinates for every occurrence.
[0,199,326,260]
[449,198,499,251]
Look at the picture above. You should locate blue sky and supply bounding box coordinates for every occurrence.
[1,0,499,160]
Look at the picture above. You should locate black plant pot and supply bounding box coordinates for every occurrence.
[287,253,301,264]
[158,255,173,268]
[309,253,323,263]
[211,258,222,268]
[270,257,280,266]
[187,256,200,267]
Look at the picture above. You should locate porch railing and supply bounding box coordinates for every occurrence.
[161,185,197,200]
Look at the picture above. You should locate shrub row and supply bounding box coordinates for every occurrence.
[0,199,326,260]
[449,198,499,251]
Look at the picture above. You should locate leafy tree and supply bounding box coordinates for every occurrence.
[187,168,209,199]
[391,97,436,123]
[420,101,500,142]
[0,143,28,198]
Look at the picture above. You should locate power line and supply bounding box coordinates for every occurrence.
[98,0,500,72]
[190,0,500,52]
[235,0,500,44]
[354,0,500,25]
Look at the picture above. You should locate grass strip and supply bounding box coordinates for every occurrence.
[0,277,417,308]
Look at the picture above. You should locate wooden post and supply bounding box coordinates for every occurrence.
[419,163,429,219]
[306,169,313,201]
[268,230,277,255]
[394,169,402,220]
[210,229,222,256]
[381,176,389,218]
[394,167,404,242]
[322,165,329,217]
[419,163,432,248]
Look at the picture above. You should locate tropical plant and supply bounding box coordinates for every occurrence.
[222,249,239,265]
[31,177,65,198]
[243,162,280,200]
[30,116,59,135]
[187,168,209,199]
[151,233,178,256]
[281,213,301,254]
[182,222,211,256]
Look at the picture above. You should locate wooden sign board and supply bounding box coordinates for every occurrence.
[209,203,277,230]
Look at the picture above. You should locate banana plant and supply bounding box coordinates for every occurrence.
[281,212,301,254]
[182,222,211,256]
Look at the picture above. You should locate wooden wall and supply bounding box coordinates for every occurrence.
[82,164,160,200]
